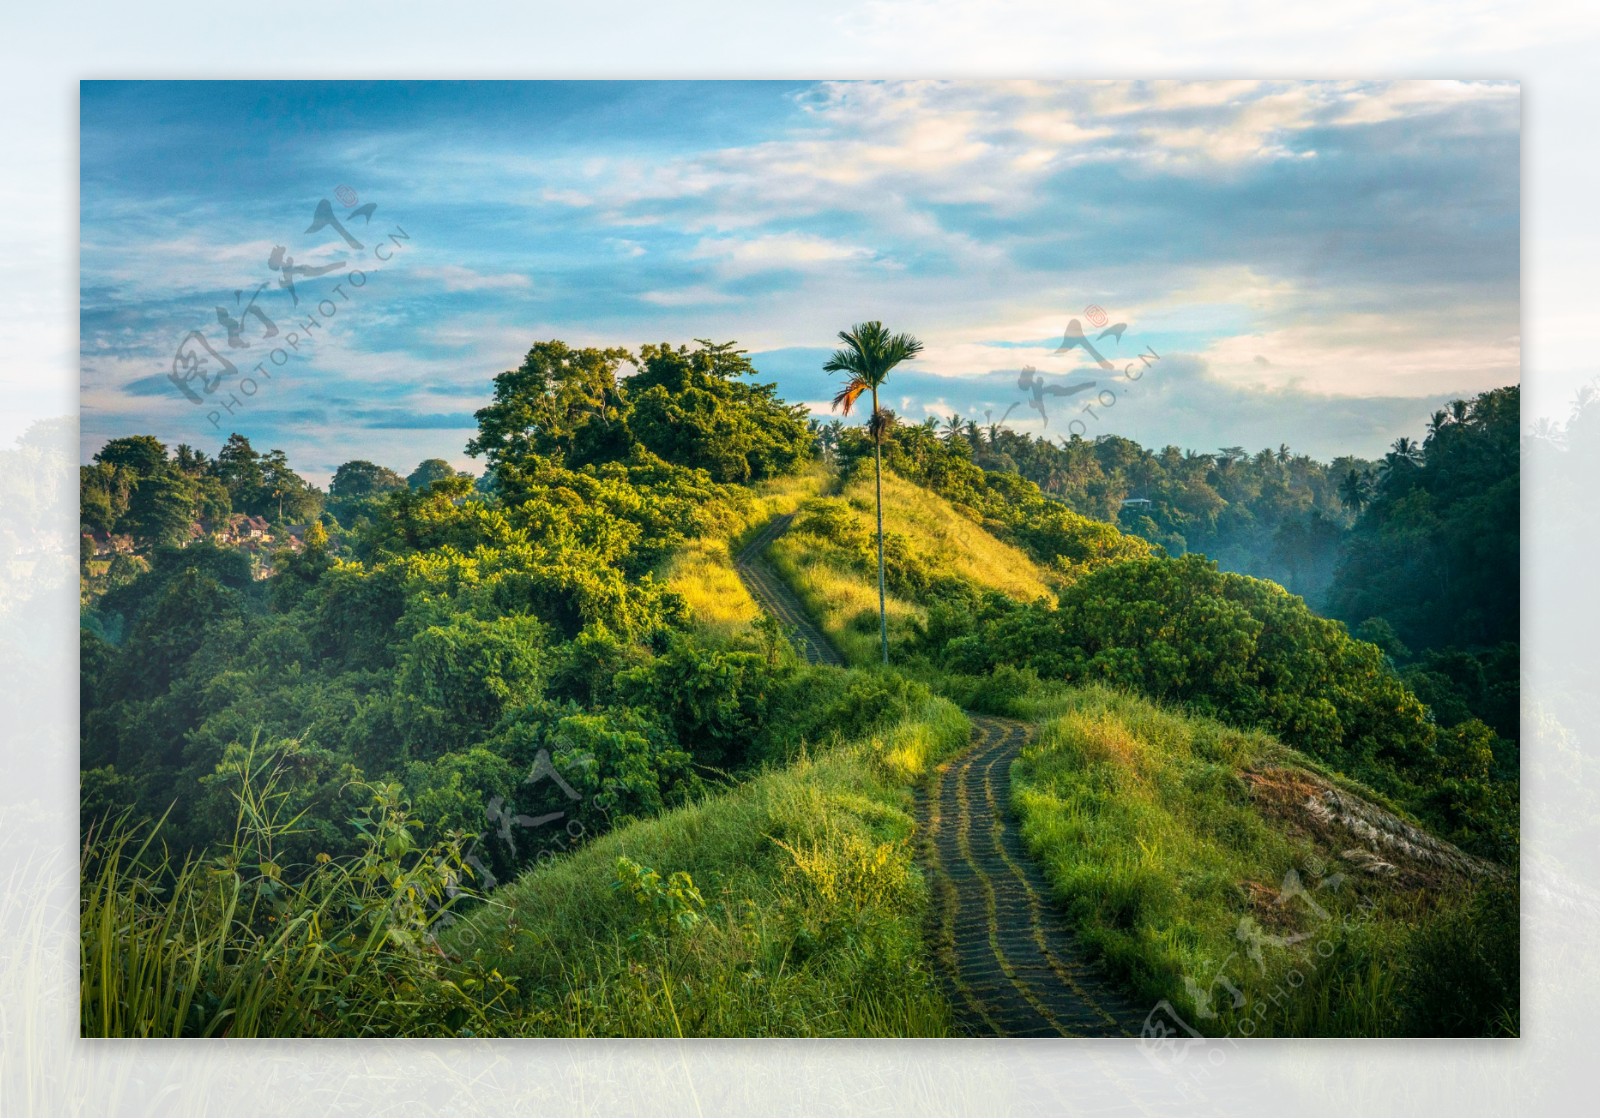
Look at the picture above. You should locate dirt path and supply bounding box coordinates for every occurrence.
[733,514,845,668]
[731,516,1144,1038]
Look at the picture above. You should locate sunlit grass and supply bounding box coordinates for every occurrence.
[660,462,834,641]
[764,464,1051,666]
[839,468,1051,603]
[1010,684,1510,1036]
[445,695,970,1037]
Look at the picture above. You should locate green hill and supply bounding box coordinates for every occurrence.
[1010,685,1515,1037]
[763,463,1057,665]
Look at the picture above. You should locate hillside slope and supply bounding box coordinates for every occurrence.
[765,464,1055,664]
[1010,685,1516,1036]
[440,694,971,1036]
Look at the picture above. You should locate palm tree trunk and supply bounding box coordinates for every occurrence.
[872,387,888,664]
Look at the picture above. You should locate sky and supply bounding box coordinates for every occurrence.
[79,79,1521,484]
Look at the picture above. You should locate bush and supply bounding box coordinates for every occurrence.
[1398,880,1519,1036]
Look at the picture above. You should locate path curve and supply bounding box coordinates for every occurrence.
[731,514,1143,1037]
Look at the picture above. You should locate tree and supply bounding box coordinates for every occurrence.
[173,444,212,477]
[627,340,812,482]
[214,433,265,513]
[407,459,457,490]
[94,435,168,477]
[262,449,322,523]
[1338,468,1371,514]
[126,469,196,550]
[824,320,924,664]
[330,460,406,502]
[466,340,632,471]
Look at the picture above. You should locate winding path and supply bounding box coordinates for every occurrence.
[732,515,1143,1038]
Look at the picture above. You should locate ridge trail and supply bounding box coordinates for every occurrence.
[732,515,1144,1037]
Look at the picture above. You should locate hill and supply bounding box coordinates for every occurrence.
[1009,685,1515,1036]
[762,463,1056,665]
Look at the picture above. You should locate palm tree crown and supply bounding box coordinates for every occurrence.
[824,321,924,425]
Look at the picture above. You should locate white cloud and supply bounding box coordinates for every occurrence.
[406,265,532,292]
[637,284,742,307]
[691,232,882,275]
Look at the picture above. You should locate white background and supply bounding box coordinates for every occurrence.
[2,1,1596,1114]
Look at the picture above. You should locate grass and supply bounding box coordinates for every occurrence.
[659,462,833,642]
[441,694,971,1036]
[838,468,1051,602]
[766,465,1051,666]
[80,751,516,1038]
[1009,684,1516,1036]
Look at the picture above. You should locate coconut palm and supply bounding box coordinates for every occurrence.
[1338,468,1371,514]
[1388,436,1423,467]
[825,321,924,664]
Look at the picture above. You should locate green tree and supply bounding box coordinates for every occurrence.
[262,449,322,523]
[214,433,265,512]
[466,340,632,473]
[824,321,924,664]
[94,435,168,477]
[627,340,811,482]
[330,460,406,502]
[407,458,458,490]
[126,469,197,550]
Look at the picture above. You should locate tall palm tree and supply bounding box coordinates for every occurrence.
[825,320,924,665]
[943,413,966,443]
[1338,468,1370,514]
[1388,436,1422,467]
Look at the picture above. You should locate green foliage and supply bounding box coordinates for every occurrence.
[396,614,550,757]
[1328,387,1519,652]
[928,547,1515,859]
[80,432,323,575]
[628,340,812,482]
[443,695,968,1036]
[407,458,460,490]
[95,435,171,476]
[876,417,1345,600]
[328,459,408,524]
[1010,685,1509,1036]
[1397,879,1519,1036]
[78,335,1519,1038]
[612,856,707,938]
[81,749,515,1037]
[467,339,633,472]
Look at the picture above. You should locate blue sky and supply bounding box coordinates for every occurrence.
[79,80,1520,483]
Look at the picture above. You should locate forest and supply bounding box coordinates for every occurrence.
[78,335,1520,1038]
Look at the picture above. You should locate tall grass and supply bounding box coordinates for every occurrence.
[660,462,833,641]
[766,465,1051,666]
[837,468,1050,602]
[443,695,970,1036]
[80,747,514,1037]
[1009,685,1511,1036]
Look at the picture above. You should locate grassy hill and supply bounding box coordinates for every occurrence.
[765,464,1054,664]
[658,463,833,642]
[1009,684,1517,1037]
[441,693,970,1036]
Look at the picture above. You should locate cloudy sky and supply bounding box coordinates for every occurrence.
[80,79,1520,483]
